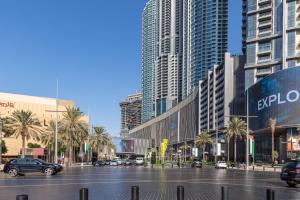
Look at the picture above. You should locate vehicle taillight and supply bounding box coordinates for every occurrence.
[288,168,297,173]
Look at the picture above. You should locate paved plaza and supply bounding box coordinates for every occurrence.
[0,166,299,200]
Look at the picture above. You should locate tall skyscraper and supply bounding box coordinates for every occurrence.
[141,0,228,120]
[182,0,228,98]
[244,0,300,90]
[142,0,158,122]
[120,93,142,138]
[154,0,183,116]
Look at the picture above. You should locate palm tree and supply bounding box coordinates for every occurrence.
[269,118,276,163]
[180,142,191,162]
[0,115,12,137]
[226,117,247,163]
[60,107,87,167]
[195,131,213,161]
[89,126,107,158]
[5,110,42,158]
[225,128,233,163]
[40,120,62,162]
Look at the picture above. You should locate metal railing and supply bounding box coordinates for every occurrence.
[16,186,277,200]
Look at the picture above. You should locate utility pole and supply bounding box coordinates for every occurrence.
[55,80,58,164]
[246,89,249,170]
[215,114,218,163]
[46,80,83,164]
[225,97,258,170]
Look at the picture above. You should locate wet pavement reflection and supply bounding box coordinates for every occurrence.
[0,166,299,200]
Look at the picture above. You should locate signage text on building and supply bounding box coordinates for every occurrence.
[0,101,15,108]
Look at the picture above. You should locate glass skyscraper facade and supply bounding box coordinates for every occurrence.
[142,0,228,120]
[244,0,300,90]
[182,0,228,98]
[142,0,158,122]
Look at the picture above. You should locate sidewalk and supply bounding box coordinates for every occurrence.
[229,165,282,173]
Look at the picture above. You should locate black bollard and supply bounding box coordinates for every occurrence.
[131,186,139,200]
[253,166,255,171]
[16,195,28,200]
[80,188,88,200]
[177,185,184,200]
[266,189,275,200]
[263,166,265,171]
[221,186,229,200]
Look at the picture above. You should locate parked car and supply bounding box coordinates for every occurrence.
[114,157,122,165]
[105,160,111,165]
[191,158,202,168]
[93,160,105,167]
[280,160,300,187]
[215,161,227,169]
[123,160,132,166]
[135,157,144,165]
[110,160,118,166]
[3,158,63,177]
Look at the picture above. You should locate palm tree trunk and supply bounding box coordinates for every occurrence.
[66,144,73,168]
[97,144,100,159]
[202,146,205,161]
[234,137,237,163]
[21,135,26,158]
[227,139,230,163]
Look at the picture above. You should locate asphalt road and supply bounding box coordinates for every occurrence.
[0,166,299,200]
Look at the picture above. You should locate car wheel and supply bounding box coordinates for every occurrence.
[8,168,18,177]
[287,181,297,187]
[44,168,54,176]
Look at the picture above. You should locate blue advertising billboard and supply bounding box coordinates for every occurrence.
[248,67,300,131]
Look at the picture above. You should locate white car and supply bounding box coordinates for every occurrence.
[215,161,227,169]
[110,160,118,166]
[114,157,122,165]
[135,157,144,165]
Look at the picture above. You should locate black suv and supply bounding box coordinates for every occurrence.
[3,158,63,177]
[191,158,202,168]
[280,160,300,187]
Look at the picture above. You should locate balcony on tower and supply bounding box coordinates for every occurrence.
[258,0,272,12]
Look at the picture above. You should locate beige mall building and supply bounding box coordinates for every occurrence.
[0,92,81,158]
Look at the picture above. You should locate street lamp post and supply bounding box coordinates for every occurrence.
[215,115,219,163]
[246,89,250,169]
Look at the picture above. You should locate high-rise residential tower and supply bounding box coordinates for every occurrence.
[141,0,228,119]
[244,0,300,89]
[142,0,158,122]
[182,0,228,98]
[120,93,142,138]
[154,0,183,116]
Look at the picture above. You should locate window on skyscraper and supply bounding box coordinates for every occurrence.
[287,1,296,28]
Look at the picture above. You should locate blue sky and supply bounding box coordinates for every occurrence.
[0,0,242,136]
